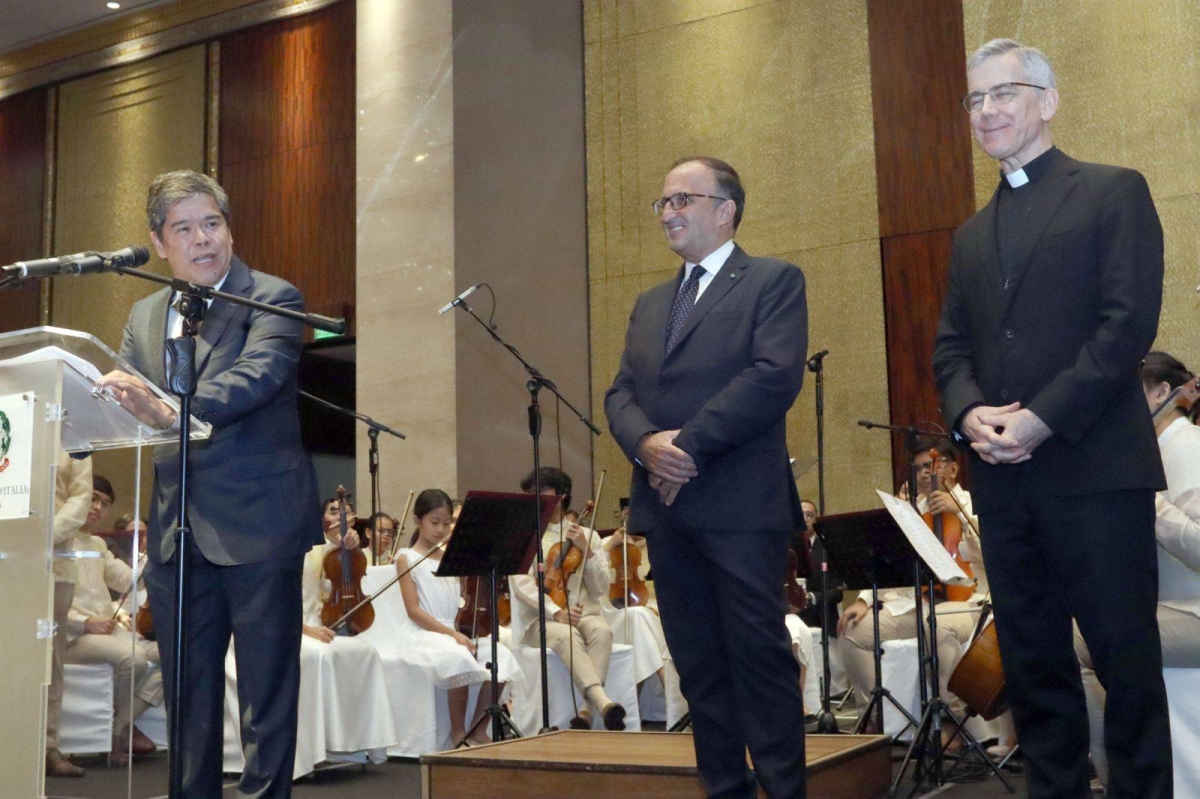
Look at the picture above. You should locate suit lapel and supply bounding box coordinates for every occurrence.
[999,155,1080,317]
[194,257,251,376]
[147,290,170,389]
[664,243,748,359]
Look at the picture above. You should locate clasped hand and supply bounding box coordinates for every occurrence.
[96,370,177,430]
[637,430,697,507]
[961,402,1052,465]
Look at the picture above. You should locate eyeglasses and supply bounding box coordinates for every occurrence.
[914,458,954,473]
[962,82,1046,113]
[651,192,730,215]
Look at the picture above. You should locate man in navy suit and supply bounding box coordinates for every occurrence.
[933,40,1171,798]
[605,157,808,798]
[99,170,321,797]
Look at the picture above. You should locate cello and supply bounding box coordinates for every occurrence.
[320,486,375,635]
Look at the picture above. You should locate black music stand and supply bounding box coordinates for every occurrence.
[437,490,559,745]
[813,509,923,739]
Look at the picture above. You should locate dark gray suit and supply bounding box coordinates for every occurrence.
[606,243,808,798]
[934,148,1171,798]
[119,256,321,797]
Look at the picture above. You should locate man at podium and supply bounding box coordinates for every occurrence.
[97,169,322,797]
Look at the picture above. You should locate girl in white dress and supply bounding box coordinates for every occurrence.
[397,489,521,745]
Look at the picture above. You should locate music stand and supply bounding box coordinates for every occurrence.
[813,509,923,738]
[437,490,559,745]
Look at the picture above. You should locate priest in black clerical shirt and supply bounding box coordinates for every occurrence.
[933,39,1171,799]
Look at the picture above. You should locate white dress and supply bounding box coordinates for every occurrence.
[396,548,523,692]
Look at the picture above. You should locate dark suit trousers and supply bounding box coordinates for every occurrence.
[146,533,304,798]
[646,516,805,799]
[979,474,1171,799]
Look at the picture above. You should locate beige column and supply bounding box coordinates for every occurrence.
[356,0,458,502]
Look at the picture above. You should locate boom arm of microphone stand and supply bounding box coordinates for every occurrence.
[114,266,348,335]
[452,300,601,437]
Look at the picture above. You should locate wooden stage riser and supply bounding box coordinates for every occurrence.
[423,748,891,799]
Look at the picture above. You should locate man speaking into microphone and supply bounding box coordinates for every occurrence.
[97,169,321,797]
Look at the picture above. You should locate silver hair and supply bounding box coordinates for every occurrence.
[146,170,231,236]
[967,38,1056,89]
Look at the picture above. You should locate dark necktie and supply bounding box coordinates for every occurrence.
[665,265,705,352]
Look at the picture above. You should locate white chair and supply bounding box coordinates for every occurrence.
[1164,668,1200,798]
[507,587,641,735]
[59,663,115,754]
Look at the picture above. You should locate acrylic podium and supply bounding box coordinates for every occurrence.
[0,326,209,797]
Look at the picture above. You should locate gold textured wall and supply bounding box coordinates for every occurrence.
[963,1,1200,371]
[585,0,892,523]
[52,45,208,522]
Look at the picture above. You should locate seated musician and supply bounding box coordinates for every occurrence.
[510,467,627,730]
[395,489,522,745]
[797,500,844,637]
[837,439,985,738]
[62,475,163,766]
[302,496,363,642]
[601,497,685,711]
[364,512,398,565]
[1076,351,1200,791]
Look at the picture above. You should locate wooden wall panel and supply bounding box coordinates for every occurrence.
[868,0,975,483]
[867,0,974,238]
[880,229,955,476]
[0,89,46,334]
[218,0,355,326]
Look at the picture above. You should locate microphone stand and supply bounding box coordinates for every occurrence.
[112,265,344,798]
[299,390,406,564]
[448,295,601,734]
[806,350,840,734]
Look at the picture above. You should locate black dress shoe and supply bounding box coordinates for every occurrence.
[569,713,591,730]
[602,702,626,731]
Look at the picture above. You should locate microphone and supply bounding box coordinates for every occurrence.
[806,349,829,372]
[437,283,480,315]
[3,246,150,279]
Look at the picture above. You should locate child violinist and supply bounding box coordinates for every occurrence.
[396,489,522,745]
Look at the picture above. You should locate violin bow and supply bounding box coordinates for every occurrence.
[388,490,416,563]
[330,539,447,632]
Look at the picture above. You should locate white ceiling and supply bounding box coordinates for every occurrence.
[0,0,166,57]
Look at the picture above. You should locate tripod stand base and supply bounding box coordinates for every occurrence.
[456,704,523,749]
[668,712,691,732]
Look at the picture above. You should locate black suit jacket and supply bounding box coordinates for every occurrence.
[933,150,1166,514]
[118,256,322,566]
[604,243,808,534]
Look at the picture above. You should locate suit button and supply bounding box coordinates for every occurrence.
[1000,389,1010,400]
[1005,329,1015,340]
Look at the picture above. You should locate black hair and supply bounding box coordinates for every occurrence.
[519,467,572,510]
[910,435,956,463]
[410,489,454,546]
[1141,351,1192,391]
[93,475,115,502]
[670,155,746,230]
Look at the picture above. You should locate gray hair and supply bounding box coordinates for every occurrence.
[967,38,1056,89]
[146,170,231,237]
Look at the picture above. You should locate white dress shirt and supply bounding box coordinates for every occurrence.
[683,238,735,302]
[1154,416,1200,616]
[167,269,230,339]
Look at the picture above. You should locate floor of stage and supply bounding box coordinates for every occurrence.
[46,716,1027,798]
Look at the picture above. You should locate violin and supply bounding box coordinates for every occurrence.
[608,529,650,610]
[921,448,975,602]
[320,486,375,635]
[543,473,605,610]
[455,574,512,638]
[783,547,809,614]
[1151,376,1200,426]
[136,604,155,640]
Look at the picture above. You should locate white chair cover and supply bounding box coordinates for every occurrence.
[59,663,115,754]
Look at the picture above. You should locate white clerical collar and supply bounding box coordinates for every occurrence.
[685,239,736,279]
[1005,169,1030,188]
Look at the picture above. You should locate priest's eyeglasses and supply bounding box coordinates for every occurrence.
[651,192,730,215]
[962,82,1046,113]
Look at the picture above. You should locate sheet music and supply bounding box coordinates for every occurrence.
[875,490,972,585]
